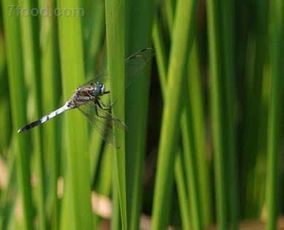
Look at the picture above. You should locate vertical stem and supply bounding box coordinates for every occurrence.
[175,152,191,230]
[125,0,154,229]
[207,0,227,229]
[57,0,93,229]
[151,0,197,229]
[105,0,127,229]
[2,1,34,229]
[266,0,284,229]
[220,0,238,228]
[40,0,60,228]
[19,0,46,228]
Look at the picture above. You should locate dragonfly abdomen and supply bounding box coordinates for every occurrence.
[18,103,70,133]
[40,104,70,123]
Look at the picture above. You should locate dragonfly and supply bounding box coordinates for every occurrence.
[18,48,153,135]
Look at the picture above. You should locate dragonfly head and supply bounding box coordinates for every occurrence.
[93,82,109,96]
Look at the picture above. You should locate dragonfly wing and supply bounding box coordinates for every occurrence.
[79,71,108,88]
[78,104,113,144]
[81,48,154,89]
[125,48,154,89]
[78,103,125,147]
[95,106,127,130]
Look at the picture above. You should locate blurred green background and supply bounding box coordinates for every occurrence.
[0,0,284,229]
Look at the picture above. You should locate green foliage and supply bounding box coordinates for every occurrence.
[0,0,284,230]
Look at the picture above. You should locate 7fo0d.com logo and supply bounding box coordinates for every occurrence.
[8,4,85,17]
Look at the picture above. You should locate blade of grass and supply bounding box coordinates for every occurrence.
[125,0,154,229]
[2,1,34,229]
[0,146,17,229]
[111,177,122,230]
[164,0,175,35]
[152,18,167,90]
[180,87,202,230]
[84,0,106,181]
[241,35,267,217]
[187,42,212,228]
[84,0,105,80]
[0,32,5,75]
[153,17,195,230]
[93,145,113,228]
[175,151,191,230]
[0,33,12,151]
[151,0,197,229]
[19,0,46,229]
[266,0,284,229]
[153,5,205,229]
[153,15,204,230]
[220,0,239,228]
[39,0,61,228]
[161,5,207,228]
[57,0,93,229]
[105,0,127,228]
[60,172,75,230]
[207,0,230,228]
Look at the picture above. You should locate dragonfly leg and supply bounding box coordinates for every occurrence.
[96,98,112,110]
[93,100,126,129]
[94,104,109,119]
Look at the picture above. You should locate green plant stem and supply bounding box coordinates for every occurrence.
[125,0,154,229]
[154,17,205,230]
[93,146,113,228]
[266,0,284,229]
[220,0,239,228]
[2,0,34,229]
[19,0,46,229]
[39,0,61,228]
[151,0,197,229]
[57,0,93,229]
[105,0,127,229]
[187,42,212,227]
[207,0,230,229]
[175,152,191,230]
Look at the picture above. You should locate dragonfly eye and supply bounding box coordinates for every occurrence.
[101,84,105,93]
[94,82,105,96]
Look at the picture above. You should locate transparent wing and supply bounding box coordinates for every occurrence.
[77,102,126,147]
[79,72,108,88]
[78,104,113,145]
[125,48,154,89]
[81,48,154,88]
